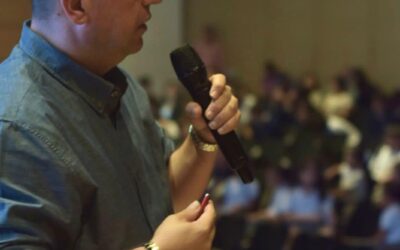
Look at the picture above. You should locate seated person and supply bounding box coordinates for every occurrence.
[377,182,400,249]
[285,163,335,236]
[325,149,369,204]
[282,163,335,250]
[369,124,400,203]
[249,167,292,222]
[323,76,354,118]
[218,173,260,215]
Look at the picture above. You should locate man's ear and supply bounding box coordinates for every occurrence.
[59,0,89,24]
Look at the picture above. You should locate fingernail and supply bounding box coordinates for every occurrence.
[189,201,200,210]
[206,111,213,119]
[210,91,217,98]
[209,121,217,129]
[218,128,225,134]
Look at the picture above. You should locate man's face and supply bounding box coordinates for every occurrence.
[86,0,159,56]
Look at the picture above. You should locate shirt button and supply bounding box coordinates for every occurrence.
[111,90,121,98]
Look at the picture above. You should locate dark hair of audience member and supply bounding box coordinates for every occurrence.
[297,160,327,200]
[332,75,348,93]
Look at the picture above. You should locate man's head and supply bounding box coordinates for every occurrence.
[31,0,161,73]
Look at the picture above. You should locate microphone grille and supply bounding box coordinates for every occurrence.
[170,45,204,80]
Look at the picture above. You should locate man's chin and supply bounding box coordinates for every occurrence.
[129,38,144,55]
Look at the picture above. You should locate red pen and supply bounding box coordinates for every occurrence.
[196,193,210,219]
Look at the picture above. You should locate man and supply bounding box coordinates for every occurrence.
[0,0,241,249]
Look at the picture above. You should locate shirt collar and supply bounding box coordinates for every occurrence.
[18,20,128,116]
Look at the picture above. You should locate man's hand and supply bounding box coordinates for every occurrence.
[168,74,238,211]
[185,74,241,143]
[150,200,217,250]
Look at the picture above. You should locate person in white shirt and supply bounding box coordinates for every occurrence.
[369,125,400,203]
[326,149,369,204]
[369,125,400,184]
[323,76,354,118]
[323,76,361,149]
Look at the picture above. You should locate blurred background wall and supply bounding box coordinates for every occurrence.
[185,0,400,93]
[3,0,400,93]
[0,1,31,59]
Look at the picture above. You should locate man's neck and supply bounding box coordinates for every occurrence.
[31,19,119,76]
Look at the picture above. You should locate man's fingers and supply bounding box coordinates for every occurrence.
[185,102,208,130]
[210,226,217,242]
[208,96,239,131]
[185,101,202,118]
[196,201,217,232]
[177,200,201,222]
[209,74,226,99]
[217,111,241,135]
[185,73,241,142]
[206,86,232,120]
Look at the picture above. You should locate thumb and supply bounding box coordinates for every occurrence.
[177,200,201,222]
[185,102,216,143]
[185,102,208,132]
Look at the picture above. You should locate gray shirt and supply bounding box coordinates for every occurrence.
[0,21,174,250]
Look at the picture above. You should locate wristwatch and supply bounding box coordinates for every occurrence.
[188,124,218,153]
[144,241,159,250]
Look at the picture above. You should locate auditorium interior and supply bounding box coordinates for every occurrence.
[1,1,400,250]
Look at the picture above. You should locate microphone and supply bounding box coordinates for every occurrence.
[170,45,254,184]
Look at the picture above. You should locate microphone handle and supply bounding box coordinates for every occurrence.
[184,78,254,183]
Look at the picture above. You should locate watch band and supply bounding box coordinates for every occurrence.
[144,241,159,250]
[189,125,218,152]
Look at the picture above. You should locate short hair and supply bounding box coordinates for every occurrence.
[32,0,56,21]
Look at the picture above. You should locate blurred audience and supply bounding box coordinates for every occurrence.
[263,168,292,220]
[140,51,400,249]
[284,162,335,242]
[326,149,370,204]
[193,25,226,75]
[262,62,285,98]
[377,182,400,249]
[218,173,260,215]
[249,167,292,222]
[323,76,354,118]
[300,72,324,112]
[323,76,361,150]
[369,124,400,204]
[391,163,400,184]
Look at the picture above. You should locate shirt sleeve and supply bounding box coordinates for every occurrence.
[0,121,93,249]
